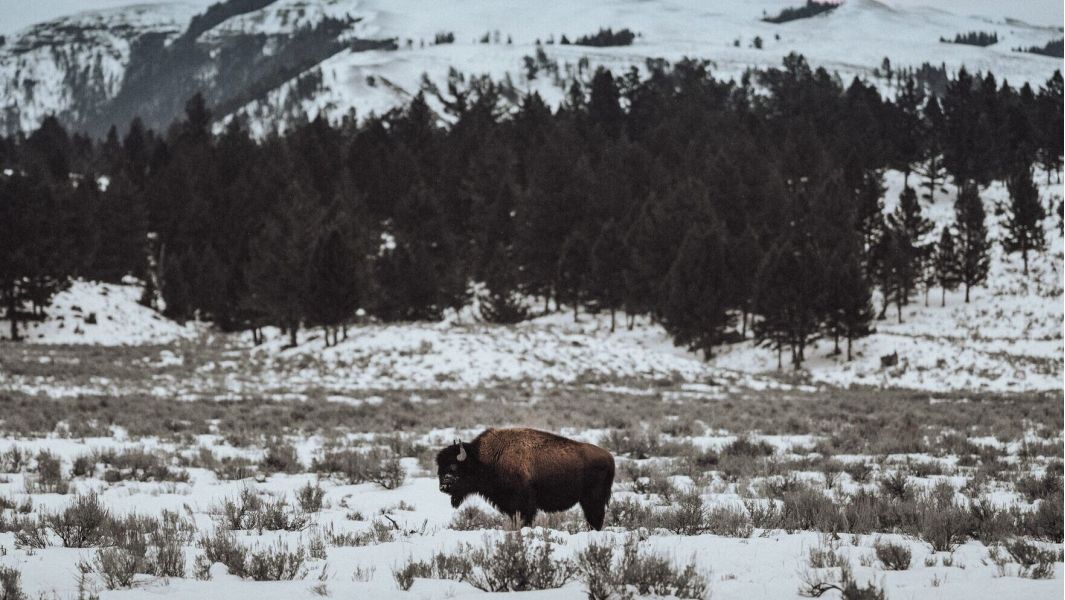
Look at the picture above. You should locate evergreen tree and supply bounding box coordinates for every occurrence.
[89,173,147,282]
[1003,165,1046,274]
[1035,71,1063,181]
[917,96,947,202]
[933,226,960,306]
[557,230,591,321]
[305,223,371,346]
[376,183,468,321]
[727,226,761,337]
[589,67,624,138]
[661,220,732,359]
[886,185,932,303]
[953,183,991,302]
[752,235,821,370]
[823,240,874,361]
[243,181,322,346]
[589,220,626,332]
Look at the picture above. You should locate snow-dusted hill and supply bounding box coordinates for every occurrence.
[0,280,194,346]
[713,170,1064,393]
[3,165,1060,394]
[1,0,1062,135]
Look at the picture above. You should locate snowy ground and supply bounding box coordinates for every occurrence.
[0,413,1058,599]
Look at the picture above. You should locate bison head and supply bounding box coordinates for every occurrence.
[436,440,477,507]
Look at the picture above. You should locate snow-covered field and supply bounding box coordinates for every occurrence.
[0,3,1062,598]
[0,411,1058,599]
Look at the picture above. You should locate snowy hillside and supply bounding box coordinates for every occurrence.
[0,280,194,346]
[2,161,1061,395]
[713,170,1064,393]
[1,0,1062,135]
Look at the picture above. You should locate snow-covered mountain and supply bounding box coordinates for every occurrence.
[1,0,1061,136]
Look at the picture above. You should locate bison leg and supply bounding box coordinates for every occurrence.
[579,497,606,531]
[580,469,614,531]
[513,491,538,527]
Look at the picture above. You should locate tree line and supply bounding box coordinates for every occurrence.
[0,54,1061,367]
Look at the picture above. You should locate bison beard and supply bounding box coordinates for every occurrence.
[436,428,615,530]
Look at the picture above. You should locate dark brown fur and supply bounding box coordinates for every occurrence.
[436,428,615,529]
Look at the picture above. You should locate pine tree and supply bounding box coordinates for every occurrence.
[376,183,468,321]
[823,241,874,361]
[953,183,991,302]
[933,226,960,306]
[243,181,322,346]
[875,227,916,322]
[917,96,947,202]
[478,246,529,324]
[589,67,624,138]
[727,226,761,337]
[305,221,371,346]
[589,220,626,332]
[1035,71,1063,181]
[752,235,821,370]
[1003,165,1046,275]
[90,173,147,282]
[661,221,732,359]
[557,230,591,321]
[886,185,932,304]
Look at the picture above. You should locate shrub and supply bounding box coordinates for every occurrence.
[873,540,911,570]
[0,566,26,600]
[465,530,577,592]
[917,492,971,553]
[449,506,507,531]
[92,548,140,589]
[261,442,302,474]
[45,494,112,547]
[782,487,846,533]
[195,530,248,578]
[1001,539,1059,579]
[722,436,775,458]
[1016,491,1064,542]
[606,496,656,529]
[297,482,325,513]
[1015,472,1063,502]
[624,462,678,498]
[393,551,471,591]
[245,541,308,581]
[968,498,1012,545]
[97,448,189,483]
[808,544,848,569]
[602,429,662,459]
[879,471,913,501]
[799,562,885,600]
[313,449,405,489]
[844,462,873,484]
[764,0,838,24]
[393,531,575,592]
[0,447,29,473]
[28,450,68,494]
[576,536,707,600]
[217,489,308,532]
[71,454,96,478]
[195,530,307,581]
[660,491,752,538]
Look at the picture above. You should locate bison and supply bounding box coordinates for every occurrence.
[436,427,615,530]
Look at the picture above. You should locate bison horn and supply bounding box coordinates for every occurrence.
[456,442,467,462]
